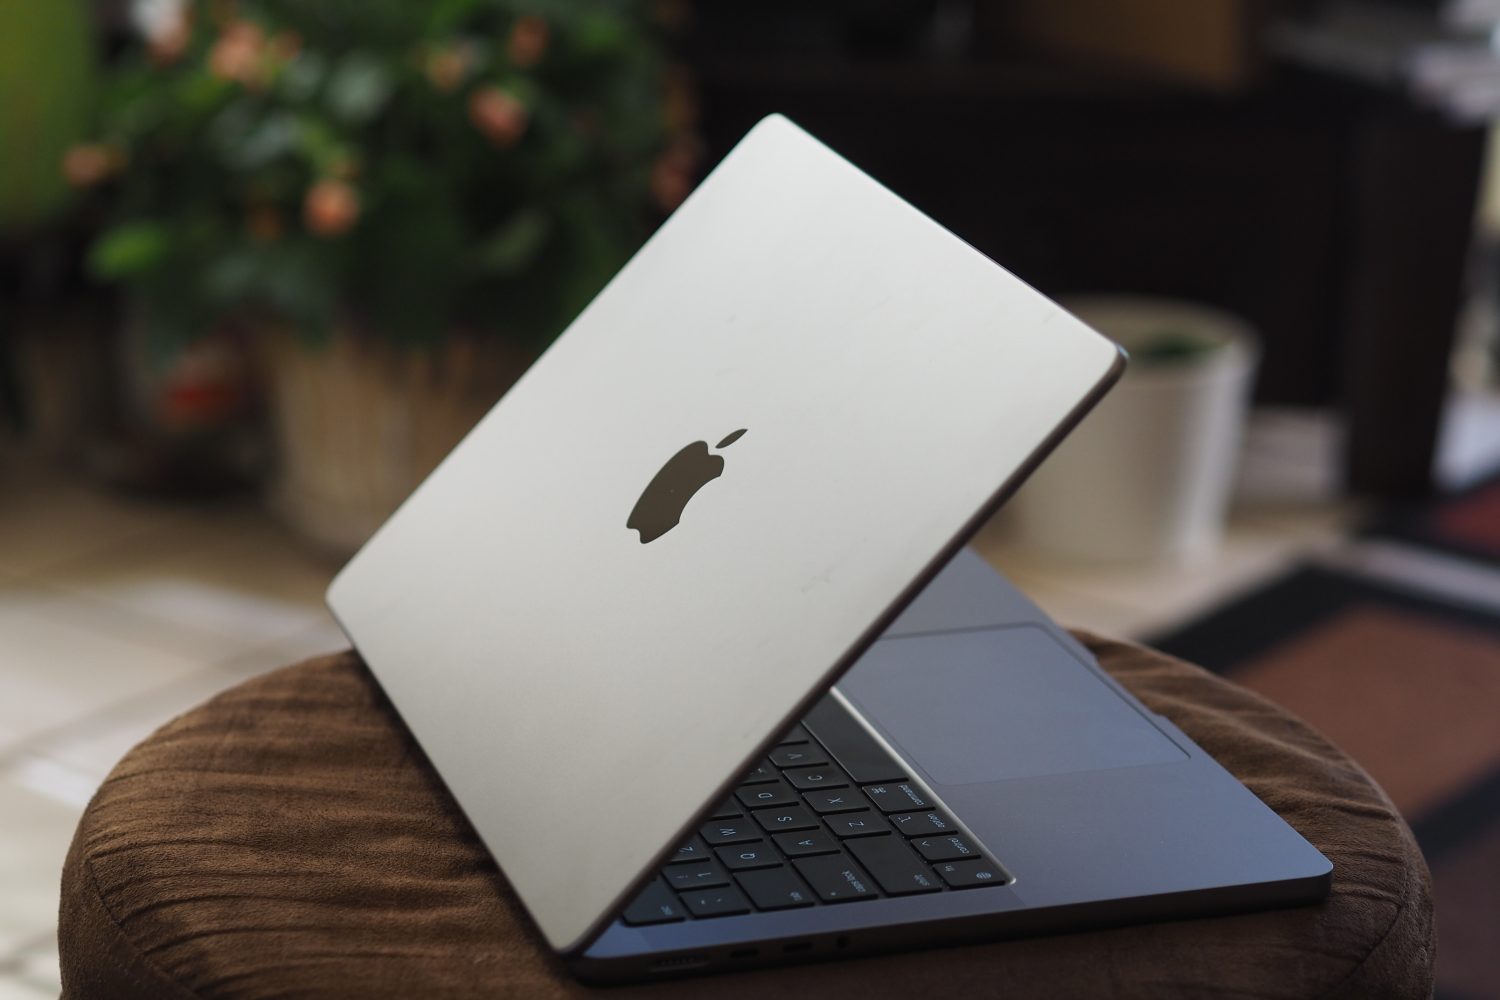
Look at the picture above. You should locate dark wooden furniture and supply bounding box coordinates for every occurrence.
[687,48,1484,497]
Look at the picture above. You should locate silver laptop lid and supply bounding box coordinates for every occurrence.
[327,115,1123,954]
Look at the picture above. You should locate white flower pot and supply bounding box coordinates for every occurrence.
[1007,297,1259,564]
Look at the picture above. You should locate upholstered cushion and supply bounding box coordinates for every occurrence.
[58,633,1434,999]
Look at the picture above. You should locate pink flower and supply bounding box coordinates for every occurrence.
[209,21,266,86]
[61,144,123,188]
[303,180,360,237]
[424,45,471,93]
[508,16,549,68]
[468,87,528,148]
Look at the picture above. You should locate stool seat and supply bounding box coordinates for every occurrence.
[58,633,1434,999]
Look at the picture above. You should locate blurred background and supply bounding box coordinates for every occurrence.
[4,1,1500,997]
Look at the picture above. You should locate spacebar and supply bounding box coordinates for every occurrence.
[803,696,908,784]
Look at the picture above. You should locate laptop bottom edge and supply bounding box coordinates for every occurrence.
[570,870,1333,985]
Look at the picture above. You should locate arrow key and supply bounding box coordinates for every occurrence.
[933,858,1007,888]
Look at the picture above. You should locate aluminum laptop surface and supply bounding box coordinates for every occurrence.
[578,550,1331,981]
[326,115,1124,954]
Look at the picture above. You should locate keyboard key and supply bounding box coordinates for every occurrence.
[710,797,743,819]
[681,885,752,917]
[668,836,712,864]
[752,805,818,833]
[933,858,1006,888]
[848,837,943,895]
[736,779,798,809]
[804,697,908,783]
[888,811,957,837]
[741,760,777,784]
[622,880,687,925]
[769,745,827,769]
[736,867,816,910]
[773,829,840,857]
[715,842,781,871]
[862,782,932,814]
[825,810,891,838]
[665,861,730,891]
[803,789,869,814]
[794,854,878,902]
[913,834,981,862]
[776,723,812,745]
[783,766,849,791]
[702,819,760,845]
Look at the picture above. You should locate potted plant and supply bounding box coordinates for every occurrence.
[1006,297,1260,564]
[78,0,690,549]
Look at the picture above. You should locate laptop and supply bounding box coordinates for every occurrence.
[327,115,1331,983]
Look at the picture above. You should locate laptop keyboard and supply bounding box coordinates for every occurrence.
[621,697,1009,926]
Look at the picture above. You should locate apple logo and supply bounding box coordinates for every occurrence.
[628,429,747,543]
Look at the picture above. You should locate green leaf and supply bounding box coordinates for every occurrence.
[574,11,629,59]
[220,111,301,170]
[425,0,491,35]
[324,53,394,124]
[178,73,235,116]
[202,249,260,302]
[1133,330,1222,366]
[88,222,171,280]
[473,208,551,275]
[108,76,167,139]
[280,52,328,103]
[260,243,334,321]
[293,115,352,175]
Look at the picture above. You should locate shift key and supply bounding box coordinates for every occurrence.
[793,854,878,902]
[848,837,942,895]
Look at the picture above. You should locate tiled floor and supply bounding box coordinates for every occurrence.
[0,467,346,998]
[972,404,1362,638]
[972,500,1356,640]
[0,394,1491,996]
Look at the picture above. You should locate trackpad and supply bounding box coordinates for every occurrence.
[836,625,1186,785]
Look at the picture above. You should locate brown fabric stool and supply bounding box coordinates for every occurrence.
[58,633,1434,999]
